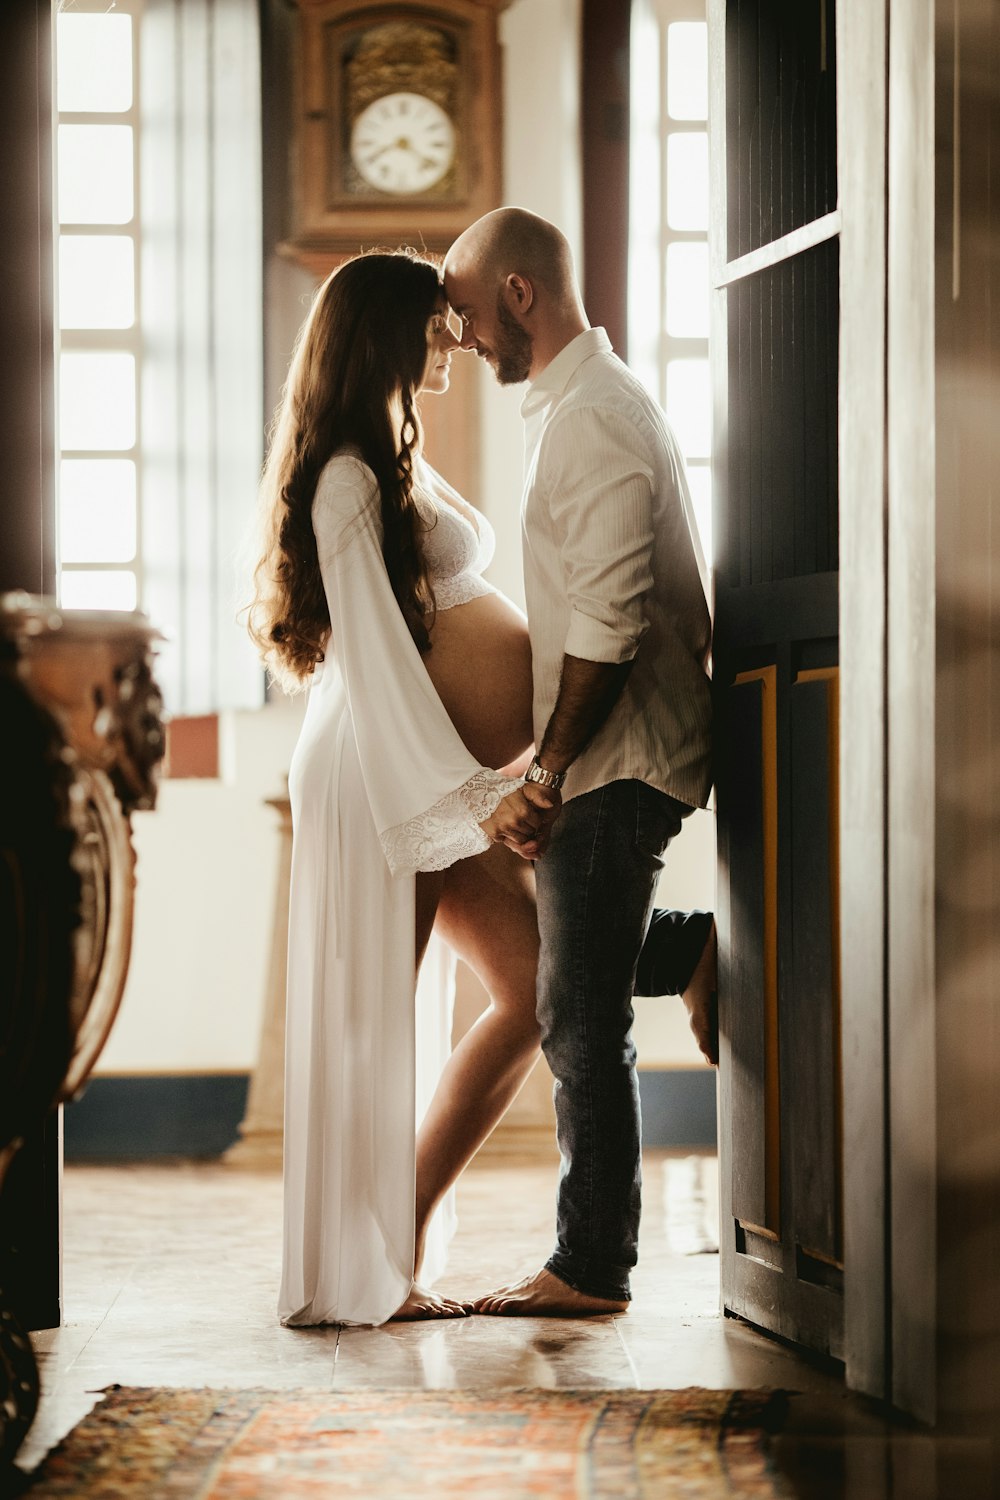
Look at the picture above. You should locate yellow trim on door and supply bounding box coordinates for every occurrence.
[734,664,780,1237]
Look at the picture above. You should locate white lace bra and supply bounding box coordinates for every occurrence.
[414,463,497,611]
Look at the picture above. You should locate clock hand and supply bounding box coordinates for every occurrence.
[359,136,414,164]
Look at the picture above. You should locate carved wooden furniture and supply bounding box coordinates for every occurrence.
[0,594,164,1469]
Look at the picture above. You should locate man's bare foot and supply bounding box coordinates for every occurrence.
[474,1267,628,1317]
[683,920,718,1066]
[390,1283,472,1321]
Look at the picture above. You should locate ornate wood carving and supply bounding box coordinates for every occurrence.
[0,594,165,1468]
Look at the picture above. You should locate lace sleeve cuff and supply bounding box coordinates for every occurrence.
[379,768,525,877]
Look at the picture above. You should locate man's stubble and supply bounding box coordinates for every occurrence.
[492,293,534,385]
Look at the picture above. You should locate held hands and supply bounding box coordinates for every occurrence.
[479,782,562,861]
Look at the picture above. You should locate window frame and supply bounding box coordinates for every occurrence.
[629,0,712,557]
[55,0,144,613]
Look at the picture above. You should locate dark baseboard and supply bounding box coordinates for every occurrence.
[63,1068,716,1162]
[639,1069,718,1148]
[64,1074,250,1161]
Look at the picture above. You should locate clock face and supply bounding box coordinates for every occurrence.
[350,91,456,196]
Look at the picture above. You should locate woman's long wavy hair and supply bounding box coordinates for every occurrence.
[247,250,443,689]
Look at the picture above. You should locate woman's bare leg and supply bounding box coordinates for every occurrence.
[412,842,541,1276]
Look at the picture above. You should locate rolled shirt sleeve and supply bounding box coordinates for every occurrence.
[539,407,656,665]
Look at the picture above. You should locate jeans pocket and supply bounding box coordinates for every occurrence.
[634,783,686,861]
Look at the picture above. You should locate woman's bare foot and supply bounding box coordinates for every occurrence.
[390,1284,472,1321]
[683,920,718,1065]
[474,1267,628,1317]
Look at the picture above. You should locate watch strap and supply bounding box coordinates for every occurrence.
[524,756,566,791]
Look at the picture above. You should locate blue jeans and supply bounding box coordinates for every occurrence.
[535,779,701,1301]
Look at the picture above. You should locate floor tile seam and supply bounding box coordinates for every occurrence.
[610,1314,641,1388]
[53,1263,151,1384]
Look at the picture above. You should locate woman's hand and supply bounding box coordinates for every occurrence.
[480,784,562,860]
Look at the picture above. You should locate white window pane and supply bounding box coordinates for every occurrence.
[58,125,134,225]
[666,133,709,231]
[666,241,710,339]
[57,15,133,113]
[666,358,712,457]
[667,22,708,121]
[60,459,137,562]
[685,465,713,561]
[59,236,135,329]
[60,352,136,451]
[60,570,137,612]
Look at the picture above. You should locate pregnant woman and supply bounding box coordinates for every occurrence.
[248,251,555,1326]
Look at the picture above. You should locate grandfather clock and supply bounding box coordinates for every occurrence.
[283,0,512,497]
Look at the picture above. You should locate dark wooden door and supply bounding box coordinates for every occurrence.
[0,0,62,1336]
[709,0,844,1358]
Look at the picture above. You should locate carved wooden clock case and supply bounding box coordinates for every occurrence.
[287,0,511,270]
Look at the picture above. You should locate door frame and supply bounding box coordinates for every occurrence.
[837,0,894,1409]
[840,0,938,1423]
[710,0,937,1416]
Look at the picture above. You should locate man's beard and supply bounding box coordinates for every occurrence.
[492,293,533,384]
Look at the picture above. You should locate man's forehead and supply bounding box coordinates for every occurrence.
[443,261,477,307]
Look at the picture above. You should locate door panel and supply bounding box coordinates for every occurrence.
[727,0,838,258]
[716,596,843,1356]
[727,669,778,1238]
[712,0,843,1362]
[788,668,841,1265]
[727,239,840,589]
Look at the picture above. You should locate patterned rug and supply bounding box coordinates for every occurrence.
[19,1386,792,1498]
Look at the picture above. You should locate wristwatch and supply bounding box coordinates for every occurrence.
[524,756,566,791]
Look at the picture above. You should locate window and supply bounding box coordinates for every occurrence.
[629,0,712,560]
[56,6,141,615]
[52,0,264,714]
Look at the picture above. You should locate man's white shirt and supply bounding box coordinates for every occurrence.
[520,326,713,809]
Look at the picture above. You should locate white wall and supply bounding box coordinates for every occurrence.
[102,0,714,1076]
[97,694,304,1072]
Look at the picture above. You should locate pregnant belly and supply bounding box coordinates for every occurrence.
[423,590,534,771]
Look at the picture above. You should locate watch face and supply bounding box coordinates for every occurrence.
[350,91,456,196]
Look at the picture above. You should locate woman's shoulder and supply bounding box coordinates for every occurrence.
[312,449,379,534]
[315,448,378,501]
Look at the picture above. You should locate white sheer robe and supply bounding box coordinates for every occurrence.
[279,454,518,1327]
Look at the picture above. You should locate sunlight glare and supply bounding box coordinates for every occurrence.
[60,460,137,563]
[60,570,138,612]
[58,125,134,225]
[59,237,135,329]
[666,133,709,231]
[666,358,712,458]
[667,23,709,121]
[57,14,133,113]
[60,353,136,451]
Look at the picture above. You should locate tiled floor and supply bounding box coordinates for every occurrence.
[14,1154,997,1496]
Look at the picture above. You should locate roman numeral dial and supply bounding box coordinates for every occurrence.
[350,91,456,195]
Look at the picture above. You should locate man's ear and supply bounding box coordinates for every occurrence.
[504,272,535,314]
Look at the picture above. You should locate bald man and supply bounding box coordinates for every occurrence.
[444,209,714,1316]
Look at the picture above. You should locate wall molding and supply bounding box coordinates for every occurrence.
[65,1074,250,1160]
[64,1069,717,1161]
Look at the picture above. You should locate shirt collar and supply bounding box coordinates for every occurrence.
[520,327,612,418]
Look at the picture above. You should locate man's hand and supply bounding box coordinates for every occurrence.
[515,782,562,858]
[480,784,562,860]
